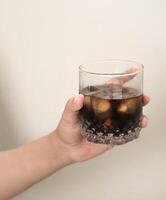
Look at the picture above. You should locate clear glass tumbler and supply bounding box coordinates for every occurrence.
[79,60,144,145]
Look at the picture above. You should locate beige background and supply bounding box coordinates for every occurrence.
[0,0,166,199]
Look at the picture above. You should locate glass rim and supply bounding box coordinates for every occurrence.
[79,59,144,76]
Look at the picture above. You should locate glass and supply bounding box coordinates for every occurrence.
[79,59,144,145]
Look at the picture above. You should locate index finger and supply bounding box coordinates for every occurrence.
[143,95,150,106]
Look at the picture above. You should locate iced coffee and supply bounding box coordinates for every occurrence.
[79,85,143,145]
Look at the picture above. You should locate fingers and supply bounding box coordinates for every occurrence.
[143,95,150,106]
[108,65,141,86]
[68,94,84,112]
[61,94,84,124]
[119,65,141,84]
[71,94,84,112]
[141,95,150,128]
[141,115,148,128]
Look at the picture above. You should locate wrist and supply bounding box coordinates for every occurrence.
[49,131,76,166]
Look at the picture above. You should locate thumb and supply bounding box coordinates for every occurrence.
[61,94,84,125]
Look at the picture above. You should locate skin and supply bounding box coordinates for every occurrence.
[0,94,150,199]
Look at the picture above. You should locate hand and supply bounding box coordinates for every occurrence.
[54,94,150,163]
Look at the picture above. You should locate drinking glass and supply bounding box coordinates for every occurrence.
[79,60,144,145]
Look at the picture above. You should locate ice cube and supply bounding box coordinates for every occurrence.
[103,118,112,127]
[109,83,123,99]
[84,95,92,109]
[92,97,111,114]
[118,98,139,114]
[117,102,128,113]
[94,88,113,99]
[89,85,98,92]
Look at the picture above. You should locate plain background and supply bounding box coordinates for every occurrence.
[0,0,166,199]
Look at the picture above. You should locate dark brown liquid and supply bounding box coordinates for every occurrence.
[79,85,143,145]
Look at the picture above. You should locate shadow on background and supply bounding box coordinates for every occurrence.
[0,58,20,150]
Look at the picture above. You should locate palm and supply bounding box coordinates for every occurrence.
[70,138,112,162]
[57,118,112,162]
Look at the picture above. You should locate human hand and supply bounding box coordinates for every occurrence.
[54,94,150,163]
